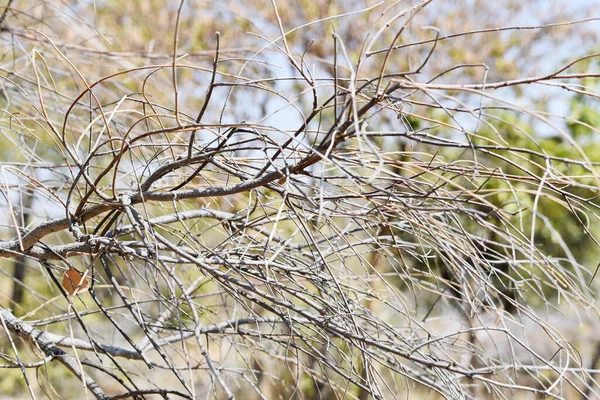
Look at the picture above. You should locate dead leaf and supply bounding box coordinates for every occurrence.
[62,267,89,295]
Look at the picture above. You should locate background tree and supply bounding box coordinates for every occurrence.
[1,1,600,399]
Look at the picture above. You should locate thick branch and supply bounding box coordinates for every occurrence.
[0,308,109,399]
[0,208,236,259]
[1,308,143,359]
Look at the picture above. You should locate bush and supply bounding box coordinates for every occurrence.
[1,1,600,399]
